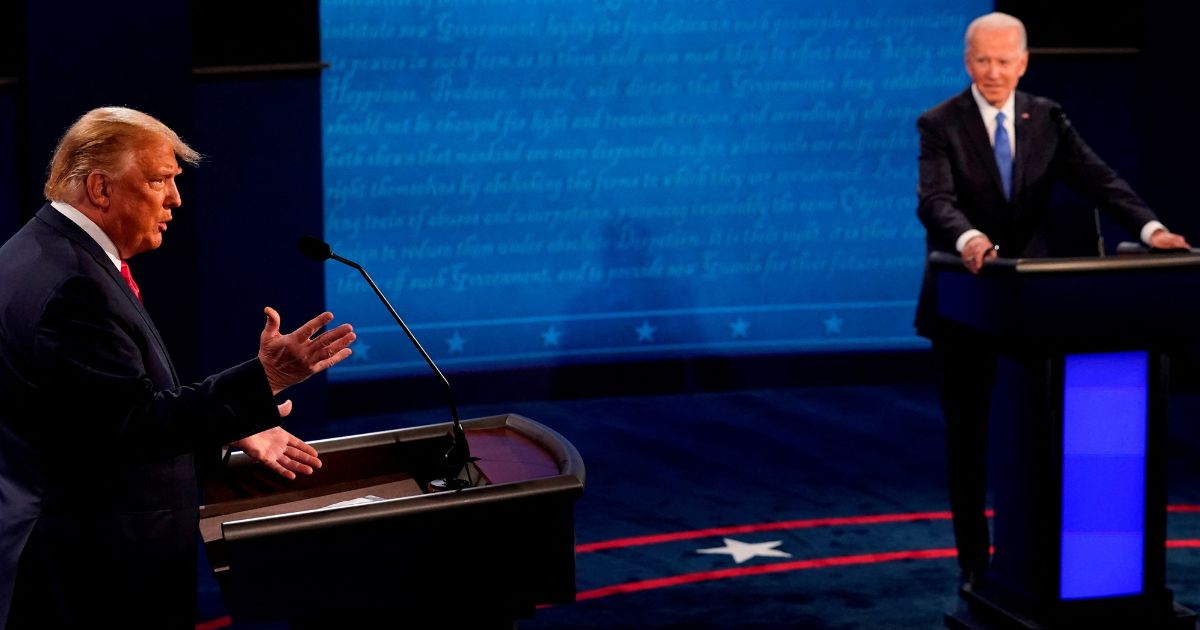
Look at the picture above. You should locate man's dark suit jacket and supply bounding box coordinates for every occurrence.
[914,87,1158,337]
[0,204,280,628]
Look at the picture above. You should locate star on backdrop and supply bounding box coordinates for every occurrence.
[696,538,792,564]
[729,317,750,338]
[541,326,563,348]
[446,331,466,353]
[351,339,371,361]
[823,313,843,335]
[635,320,657,342]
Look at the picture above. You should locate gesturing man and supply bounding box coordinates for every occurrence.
[0,106,355,628]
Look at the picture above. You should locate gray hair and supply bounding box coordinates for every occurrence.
[964,12,1027,54]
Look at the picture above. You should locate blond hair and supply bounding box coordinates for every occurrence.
[44,106,201,201]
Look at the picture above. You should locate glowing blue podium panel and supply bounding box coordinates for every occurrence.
[1060,351,1147,600]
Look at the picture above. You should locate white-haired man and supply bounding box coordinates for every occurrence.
[913,12,1187,585]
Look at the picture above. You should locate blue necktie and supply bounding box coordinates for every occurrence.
[994,111,1012,200]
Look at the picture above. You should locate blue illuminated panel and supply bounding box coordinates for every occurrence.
[1060,351,1147,600]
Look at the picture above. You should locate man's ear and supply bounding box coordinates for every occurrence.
[84,171,111,209]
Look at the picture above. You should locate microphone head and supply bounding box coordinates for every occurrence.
[297,236,332,261]
[1049,106,1070,127]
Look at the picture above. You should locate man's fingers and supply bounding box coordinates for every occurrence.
[311,323,355,344]
[290,311,336,340]
[307,326,356,358]
[313,328,356,357]
[313,348,353,373]
[281,457,315,476]
[261,306,282,339]
[963,251,984,275]
[265,459,297,480]
[287,437,320,459]
[277,399,293,418]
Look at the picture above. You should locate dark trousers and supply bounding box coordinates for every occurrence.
[933,325,997,575]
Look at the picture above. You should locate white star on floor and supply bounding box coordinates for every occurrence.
[729,317,750,338]
[446,331,466,353]
[635,320,657,342]
[823,313,843,335]
[697,538,792,564]
[541,326,562,348]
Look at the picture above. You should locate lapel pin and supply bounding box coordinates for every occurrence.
[1021,112,1030,120]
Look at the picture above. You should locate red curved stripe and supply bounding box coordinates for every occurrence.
[575,548,959,601]
[576,506,1200,554]
[195,616,232,630]
[576,509,995,553]
[576,539,1200,603]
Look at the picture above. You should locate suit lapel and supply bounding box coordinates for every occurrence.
[35,205,180,386]
[1011,91,1033,199]
[957,90,1007,200]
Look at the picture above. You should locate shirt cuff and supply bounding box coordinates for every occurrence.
[1140,221,1166,245]
[955,229,985,253]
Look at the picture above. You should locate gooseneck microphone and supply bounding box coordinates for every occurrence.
[1049,107,1106,258]
[298,236,475,490]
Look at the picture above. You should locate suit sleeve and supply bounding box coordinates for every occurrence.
[916,113,977,251]
[1053,119,1158,236]
[32,274,280,460]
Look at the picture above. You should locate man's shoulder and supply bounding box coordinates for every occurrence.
[918,87,974,126]
[0,209,108,288]
[1014,90,1060,116]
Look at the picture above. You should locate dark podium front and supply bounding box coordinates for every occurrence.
[199,413,584,627]
[931,252,1200,629]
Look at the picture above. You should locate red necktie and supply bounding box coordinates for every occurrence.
[120,260,142,302]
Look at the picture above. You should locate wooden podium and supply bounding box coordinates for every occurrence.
[931,252,1200,629]
[199,413,584,628]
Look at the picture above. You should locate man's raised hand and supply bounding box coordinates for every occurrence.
[258,307,355,395]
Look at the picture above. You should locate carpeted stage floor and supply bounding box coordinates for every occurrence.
[195,380,1200,629]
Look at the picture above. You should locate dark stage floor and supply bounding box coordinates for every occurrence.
[196,382,1200,629]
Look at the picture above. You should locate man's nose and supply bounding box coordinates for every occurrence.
[165,180,182,208]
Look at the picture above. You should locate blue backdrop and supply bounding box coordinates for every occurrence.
[320,0,989,381]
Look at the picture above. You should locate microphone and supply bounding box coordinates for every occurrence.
[297,236,475,491]
[1049,106,1070,129]
[1049,107,1105,257]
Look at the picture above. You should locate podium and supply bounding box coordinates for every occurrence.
[931,252,1200,629]
[199,413,584,627]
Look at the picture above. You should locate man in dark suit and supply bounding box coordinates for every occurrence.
[0,107,356,628]
[915,13,1188,584]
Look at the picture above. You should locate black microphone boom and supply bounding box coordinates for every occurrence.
[297,236,474,490]
[1048,107,1106,257]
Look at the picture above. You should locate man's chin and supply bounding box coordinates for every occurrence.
[135,236,164,256]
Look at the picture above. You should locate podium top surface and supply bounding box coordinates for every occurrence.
[928,250,1200,275]
[929,251,1200,344]
[200,413,584,545]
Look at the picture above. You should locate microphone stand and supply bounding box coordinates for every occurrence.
[302,238,475,490]
[1051,107,1105,258]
